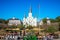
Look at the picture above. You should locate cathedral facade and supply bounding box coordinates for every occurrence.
[23,7,37,27]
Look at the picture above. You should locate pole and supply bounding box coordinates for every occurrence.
[38,4,40,34]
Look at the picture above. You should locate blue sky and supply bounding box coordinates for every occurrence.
[0,0,60,20]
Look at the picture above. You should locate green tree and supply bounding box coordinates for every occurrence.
[59,22,60,31]
[9,25,17,28]
[17,24,24,30]
[0,18,9,24]
[5,20,9,24]
[50,19,56,23]
[23,34,37,40]
[55,16,60,22]
[45,26,58,33]
[42,18,47,23]
[0,18,5,23]
[27,25,33,29]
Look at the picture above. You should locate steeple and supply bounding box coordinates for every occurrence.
[29,5,32,17]
[29,5,32,13]
[24,12,26,18]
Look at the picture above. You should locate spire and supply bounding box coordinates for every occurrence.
[24,12,26,18]
[28,5,32,17]
[29,5,32,13]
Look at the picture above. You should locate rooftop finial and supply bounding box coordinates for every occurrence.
[47,17,50,19]
[12,17,15,19]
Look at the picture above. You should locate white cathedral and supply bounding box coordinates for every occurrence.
[23,7,37,27]
[8,6,51,26]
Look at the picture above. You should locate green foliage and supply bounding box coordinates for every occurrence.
[9,25,17,28]
[45,26,58,33]
[50,19,56,23]
[27,25,33,29]
[0,26,2,29]
[17,24,24,30]
[0,19,5,23]
[55,16,60,22]
[5,20,9,24]
[42,16,60,23]
[23,34,37,40]
[0,18,9,24]
[58,22,60,31]
[42,18,47,23]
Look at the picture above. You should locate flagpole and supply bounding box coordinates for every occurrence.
[38,4,40,34]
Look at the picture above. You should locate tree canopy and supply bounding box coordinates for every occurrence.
[55,16,60,22]
[0,18,8,24]
[44,26,58,33]
[42,18,47,23]
[42,16,60,23]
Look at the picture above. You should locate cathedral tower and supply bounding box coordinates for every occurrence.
[23,6,37,27]
[29,6,32,17]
